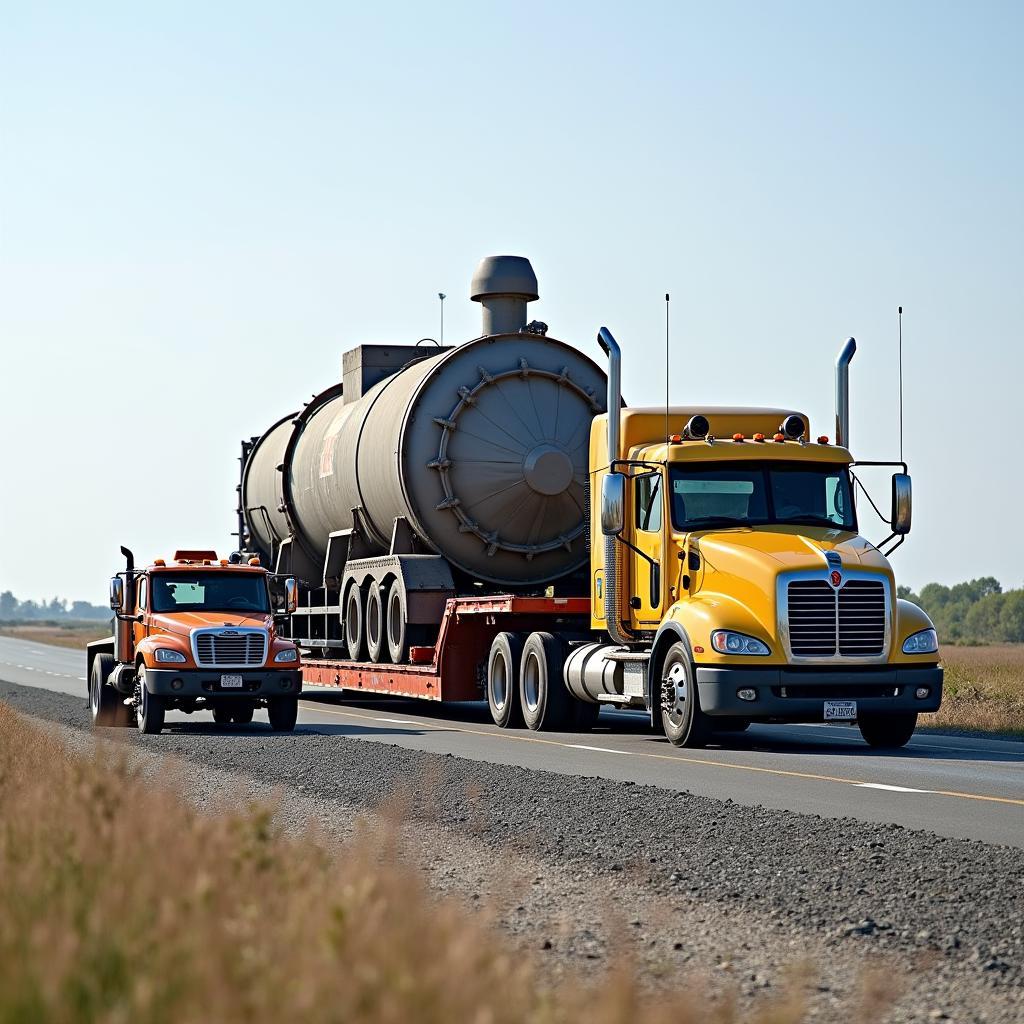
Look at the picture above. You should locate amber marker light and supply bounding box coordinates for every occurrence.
[773,433,785,442]
[153,558,166,566]
[248,557,261,565]
[753,432,766,442]
[817,435,830,444]
[669,433,682,443]
[732,433,745,442]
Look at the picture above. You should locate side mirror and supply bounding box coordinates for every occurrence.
[891,473,912,535]
[601,472,626,536]
[284,577,298,615]
[109,576,124,612]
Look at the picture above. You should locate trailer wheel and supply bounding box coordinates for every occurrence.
[135,667,165,736]
[660,643,710,748]
[366,584,389,664]
[487,632,524,728]
[858,712,917,749]
[268,696,298,732]
[343,580,365,662]
[520,632,572,732]
[385,579,429,663]
[90,653,131,727]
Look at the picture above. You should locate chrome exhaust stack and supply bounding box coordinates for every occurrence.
[596,327,630,645]
[835,337,856,448]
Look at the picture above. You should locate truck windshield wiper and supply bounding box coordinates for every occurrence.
[775,515,845,529]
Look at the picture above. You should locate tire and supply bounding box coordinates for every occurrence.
[487,632,524,728]
[659,643,711,748]
[385,579,431,663]
[569,698,601,732]
[232,703,255,725]
[520,632,571,732]
[858,712,917,749]
[366,584,388,664]
[343,580,365,662]
[136,667,165,736]
[90,653,131,727]
[268,696,298,732]
[212,706,234,726]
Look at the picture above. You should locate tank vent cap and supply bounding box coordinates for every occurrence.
[470,255,539,336]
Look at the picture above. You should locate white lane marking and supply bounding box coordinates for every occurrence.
[373,717,417,725]
[78,676,87,681]
[570,744,628,754]
[854,782,933,793]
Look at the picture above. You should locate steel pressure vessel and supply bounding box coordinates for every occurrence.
[241,256,608,587]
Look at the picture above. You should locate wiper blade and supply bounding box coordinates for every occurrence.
[776,515,843,528]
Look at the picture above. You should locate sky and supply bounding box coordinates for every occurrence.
[1,1,1021,604]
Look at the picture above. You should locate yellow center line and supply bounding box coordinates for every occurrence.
[300,702,1024,808]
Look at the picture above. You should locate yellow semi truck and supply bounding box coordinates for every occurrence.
[574,329,940,748]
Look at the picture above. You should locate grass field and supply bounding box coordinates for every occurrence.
[919,644,1024,737]
[0,705,822,1024]
[0,620,110,648]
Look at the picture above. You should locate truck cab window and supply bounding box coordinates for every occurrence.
[136,578,148,611]
[635,473,663,532]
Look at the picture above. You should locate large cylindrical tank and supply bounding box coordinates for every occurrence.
[241,256,607,587]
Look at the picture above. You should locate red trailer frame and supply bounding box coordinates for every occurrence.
[299,595,591,701]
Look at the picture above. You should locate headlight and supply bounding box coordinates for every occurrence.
[902,628,938,655]
[711,630,771,656]
[274,648,298,664]
[155,648,186,664]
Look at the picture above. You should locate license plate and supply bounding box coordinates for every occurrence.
[824,700,857,721]
[220,674,243,689]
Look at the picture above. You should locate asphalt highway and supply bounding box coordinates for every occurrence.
[2,633,1021,847]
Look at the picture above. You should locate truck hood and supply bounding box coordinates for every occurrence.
[149,611,272,642]
[693,525,892,604]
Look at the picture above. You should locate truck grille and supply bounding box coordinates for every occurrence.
[193,629,268,668]
[787,579,887,658]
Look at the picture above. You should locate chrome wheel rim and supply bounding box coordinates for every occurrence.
[490,651,508,711]
[664,661,688,725]
[523,651,540,713]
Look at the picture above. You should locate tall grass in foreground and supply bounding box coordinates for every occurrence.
[0,705,813,1024]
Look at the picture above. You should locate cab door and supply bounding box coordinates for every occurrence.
[629,470,666,628]
[132,575,149,648]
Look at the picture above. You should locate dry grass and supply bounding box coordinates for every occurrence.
[0,704,820,1024]
[0,621,109,649]
[919,644,1024,737]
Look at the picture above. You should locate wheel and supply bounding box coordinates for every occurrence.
[569,698,601,732]
[714,717,751,733]
[487,632,524,728]
[520,632,571,732]
[232,703,255,725]
[343,580,365,662]
[90,653,131,727]
[659,643,711,748]
[268,696,298,732]
[858,712,917,749]
[385,579,431,663]
[135,667,165,735]
[212,706,233,725]
[366,584,388,664]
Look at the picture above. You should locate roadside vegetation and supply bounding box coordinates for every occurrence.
[0,704,822,1024]
[0,619,110,649]
[899,577,1024,644]
[920,645,1024,736]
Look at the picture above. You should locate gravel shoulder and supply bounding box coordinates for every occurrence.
[2,679,1021,1024]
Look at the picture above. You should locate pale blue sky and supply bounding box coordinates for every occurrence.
[1,1,1021,602]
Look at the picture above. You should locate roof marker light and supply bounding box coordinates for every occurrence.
[733,433,745,442]
[153,558,166,567]
[753,432,766,442]
[817,435,830,444]
[773,433,785,443]
[248,556,261,566]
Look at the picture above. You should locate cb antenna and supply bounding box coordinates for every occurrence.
[898,305,904,462]
[664,292,670,446]
[439,293,446,345]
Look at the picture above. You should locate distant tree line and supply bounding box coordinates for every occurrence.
[899,578,1024,645]
[0,591,109,622]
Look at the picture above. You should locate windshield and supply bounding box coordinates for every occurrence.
[150,572,270,614]
[669,462,856,532]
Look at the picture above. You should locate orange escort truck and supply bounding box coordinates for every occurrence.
[86,547,301,735]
